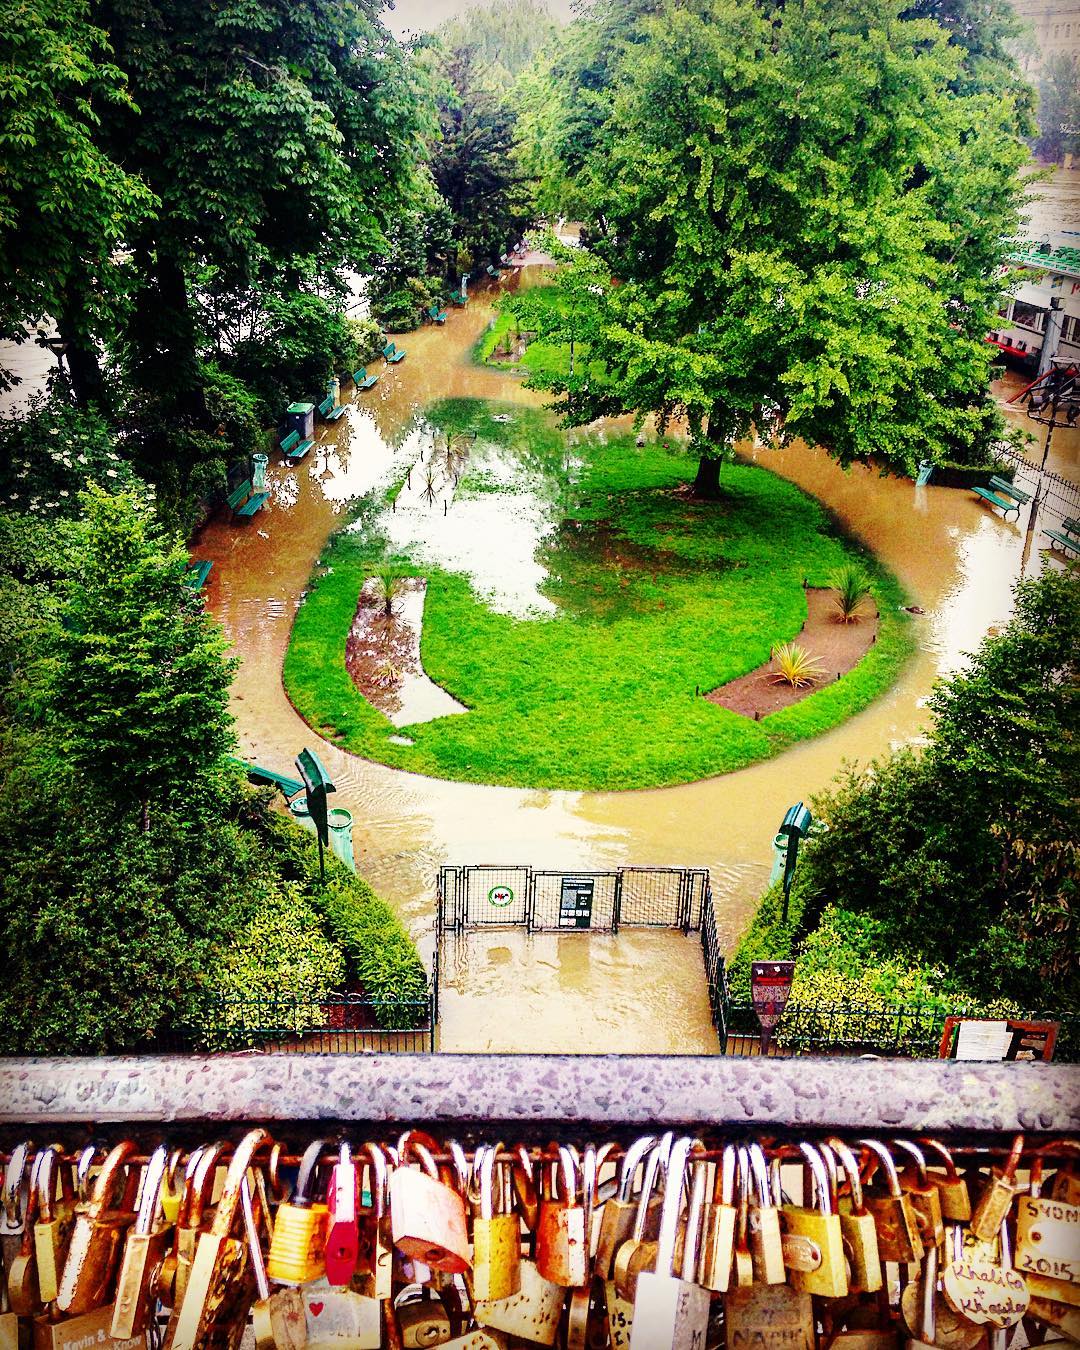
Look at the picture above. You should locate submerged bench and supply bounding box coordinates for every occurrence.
[915,461,934,487]
[383,341,405,364]
[184,560,212,589]
[279,429,314,462]
[317,395,348,422]
[449,290,466,307]
[231,757,305,799]
[1043,515,1080,555]
[485,264,500,277]
[226,479,268,520]
[428,304,447,324]
[353,367,379,390]
[972,474,1032,522]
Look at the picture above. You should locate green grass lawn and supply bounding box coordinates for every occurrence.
[475,288,607,386]
[284,398,913,790]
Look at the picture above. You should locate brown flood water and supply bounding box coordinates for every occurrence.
[7,174,1076,1054]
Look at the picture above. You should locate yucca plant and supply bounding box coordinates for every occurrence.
[768,641,824,688]
[831,564,871,623]
[370,561,406,617]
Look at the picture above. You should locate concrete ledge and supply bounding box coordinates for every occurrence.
[1,1056,1077,1137]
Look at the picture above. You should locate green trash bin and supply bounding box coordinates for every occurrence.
[289,797,316,835]
[328,808,355,873]
[768,833,788,886]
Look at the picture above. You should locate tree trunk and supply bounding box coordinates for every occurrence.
[56,298,107,410]
[128,241,208,425]
[693,454,723,498]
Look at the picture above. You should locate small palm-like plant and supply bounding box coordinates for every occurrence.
[370,561,406,617]
[831,564,871,623]
[768,641,824,688]
[375,657,402,687]
[421,465,439,506]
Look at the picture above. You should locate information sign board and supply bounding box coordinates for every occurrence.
[559,877,595,929]
[751,960,796,1053]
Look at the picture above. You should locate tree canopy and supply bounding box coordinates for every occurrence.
[514,0,1030,491]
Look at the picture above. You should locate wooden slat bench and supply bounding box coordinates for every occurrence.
[353,367,379,390]
[231,757,305,798]
[1043,515,1080,555]
[972,474,1032,522]
[383,342,405,364]
[317,395,348,422]
[227,480,268,520]
[428,304,448,324]
[449,291,466,307]
[279,429,314,463]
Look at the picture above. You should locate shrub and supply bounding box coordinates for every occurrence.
[768,641,824,688]
[830,564,871,623]
[347,318,386,367]
[229,292,359,420]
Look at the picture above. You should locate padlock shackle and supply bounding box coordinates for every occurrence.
[208,1128,271,1238]
[448,1140,470,1198]
[916,1137,959,1180]
[796,1142,832,1215]
[746,1143,773,1209]
[655,1135,694,1277]
[680,1142,708,1281]
[857,1139,902,1199]
[293,1136,332,1206]
[617,1136,658,1204]
[363,1142,388,1219]
[510,1144,539,1232]
[630,1137,668,1243]
[75,1142,105,1203]
[477,1142,502,1221]
[1000,1133,1025,1183]
[133,1145,169,1236]
[34,1144,64,1223]
[187,1139,229,1227]
[2,1141,31,1224]
[825,1137,864,1214]
[816,1141,840,1207]
[89,1139,139,1209]
[716,1144,737,1206]
[892,1139,928,1185]
[553,1145,578,1207]
[919,1241,938,1340]
[240,1172,270,1304]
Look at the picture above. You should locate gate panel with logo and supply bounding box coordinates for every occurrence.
[463,865,531,926]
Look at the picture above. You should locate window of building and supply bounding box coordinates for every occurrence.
[1012,300,1048,332]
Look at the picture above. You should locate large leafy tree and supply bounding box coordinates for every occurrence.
[517,0,1030,493]
[92,0,422,463]
[0,0,154,404]
[437,0,560,89]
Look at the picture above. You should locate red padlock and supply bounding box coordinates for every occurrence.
[325,1142,359,1287]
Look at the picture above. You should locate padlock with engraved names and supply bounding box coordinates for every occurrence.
[918,1141,971,1225]
[111,1143,176,1339]
[267,1138,331,1287]
[629,1136,711,1350]
[898,1226,982,1350]
[32,1148,75,1307]
[471,1144,521,1304]
[780,1143,848,1299]
[242,1171,307,1350]
[536,1147,588,1288]
[31,1302,148,1350]
[745,1142,785,1286]
[942,1219,1030,1333]
[826,1138,882,1295]
[325,1143,359,1288]
[596,1138,659,1283]
[355,1143,394,1302]
[700,1145,737,1294]
[968,1135,1023,1244]
[860,1140,924,1267]
[55,1139,139,1317]
[895,1142,946,1254]
[724,1277,814,1349]
[1016,1155,1080,1305]
[391,1132,470,1276]
[162,1127,270,1350]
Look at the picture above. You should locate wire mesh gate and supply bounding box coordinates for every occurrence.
[436,864,711,934]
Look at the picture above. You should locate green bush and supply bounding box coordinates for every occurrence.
[347,318,386,368]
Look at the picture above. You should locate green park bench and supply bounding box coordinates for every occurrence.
[383,341,405,364]
[184,559,212,589]
[226,479,268,520]
[317,395,348,422]
[449,291,466,307]
[1043,515,1080,555]
[485,264,500,277]
[231,757,305,798]
[915,461,934,487]
[353,367,379,390]
[279,429,314,463]
[428,304,448,325]
[972,474,1032,522]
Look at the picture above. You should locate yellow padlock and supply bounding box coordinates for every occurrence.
[470,1144,521,1303]
[779,1142,849,1299]
[825,1137,882,1294]
[266,1138,331,1286]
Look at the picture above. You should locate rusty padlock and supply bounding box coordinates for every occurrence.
[110,1143,175,1339]
[536,1146,588,1288]
[390,1131,470,1276]
[55,1139,139,1316]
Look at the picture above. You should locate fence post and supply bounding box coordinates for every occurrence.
[525,868,536,933]
[612,869,623,935]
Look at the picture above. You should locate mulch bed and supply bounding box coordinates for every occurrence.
[706,587,879,718]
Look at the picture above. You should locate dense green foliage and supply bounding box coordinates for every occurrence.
[733,568,1079,1012]
[514,0,1031,489]
[0,433,425,1053]
[285,398,911,790]
[438,0,560,88]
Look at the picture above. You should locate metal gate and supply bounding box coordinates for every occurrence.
[437,864,711,934]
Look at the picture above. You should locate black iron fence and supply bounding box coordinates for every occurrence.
[998,441,1080,532]
[171,988,437,1054]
